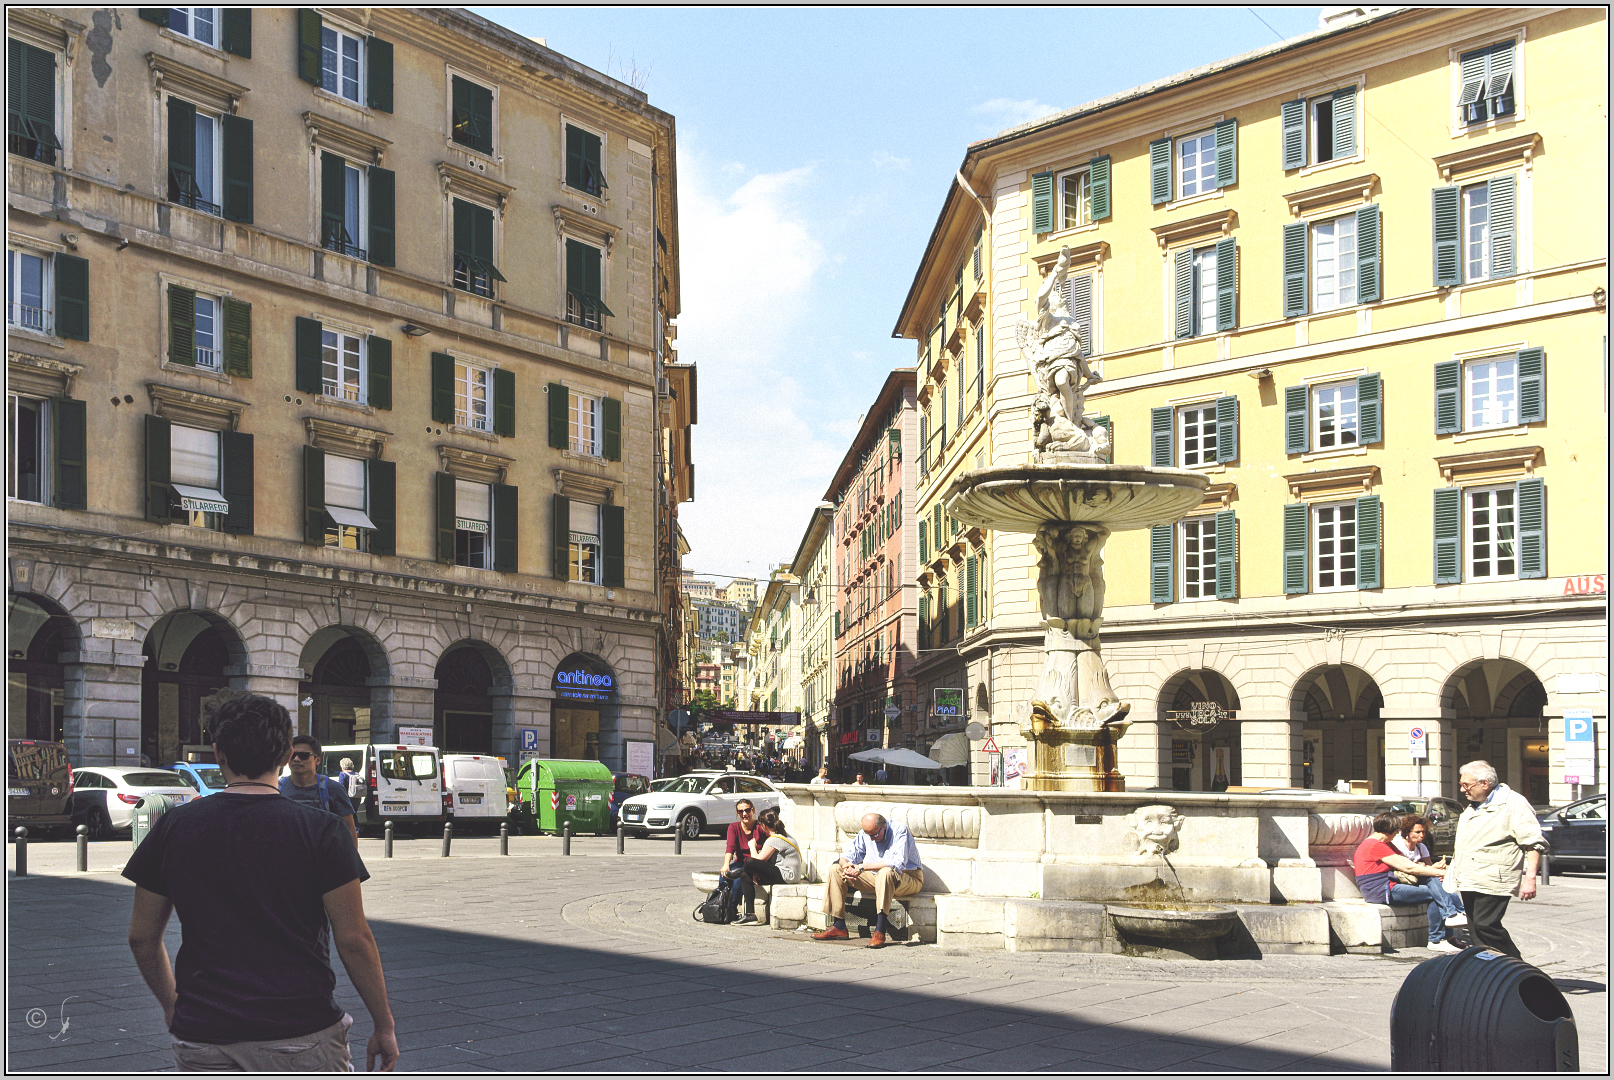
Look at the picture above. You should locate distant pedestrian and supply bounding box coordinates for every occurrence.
[810,767,830,786]
[1447,760,1546,958]
[336,757,358,797]
[853,773,867,786]
[124,694,398,1071]
[875,767,888,784]
[279,735,359,848]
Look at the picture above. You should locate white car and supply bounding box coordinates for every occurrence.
[618,771,782,840]
[71,767,198,840]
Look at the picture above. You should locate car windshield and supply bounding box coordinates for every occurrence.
[123,771,193,788]
[378,751,436,780]
[658,775,713,795]
[171,771,201,790]
[192,766,227,790]
[615,775,649,795]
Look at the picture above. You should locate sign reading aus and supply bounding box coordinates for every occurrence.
[1168,702,1232,731]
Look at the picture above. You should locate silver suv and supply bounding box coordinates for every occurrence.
[618,770,781,840]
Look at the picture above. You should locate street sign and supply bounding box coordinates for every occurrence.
[1409,726,1427,760]
[980,735,1000,754]
[865,728,881,743]
[1564,709,1596,783]
[884,705,902,721]
[518,727,541,752]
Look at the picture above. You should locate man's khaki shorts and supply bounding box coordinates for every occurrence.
[172,1012,352,1072]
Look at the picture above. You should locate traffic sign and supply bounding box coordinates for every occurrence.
[884,705,902,721]
[519,727,541,752]
[1409,726,1427,760]
[980,736,1000,754]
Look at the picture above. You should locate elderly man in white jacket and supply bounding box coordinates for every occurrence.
[1447,759,1548,958]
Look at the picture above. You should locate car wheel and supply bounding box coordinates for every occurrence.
[677,811,703,840]
[86,806,112,842]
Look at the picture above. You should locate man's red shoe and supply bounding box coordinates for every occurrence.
[811,926,848,941]
[865,931,886,949]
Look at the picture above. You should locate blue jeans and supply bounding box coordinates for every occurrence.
[1388,876,1462,943]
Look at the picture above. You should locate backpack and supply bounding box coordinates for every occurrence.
[693,879,738,925]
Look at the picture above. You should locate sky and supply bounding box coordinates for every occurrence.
[474,6,1324,584]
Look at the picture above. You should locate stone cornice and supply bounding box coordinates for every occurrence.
[437,161,516,216]
[1284,173,1379,219]
[1185,482,1237,513]
[1282,464,1378,501]
[554,467,619,502]
[7,351,82,399]
[7,8,85,53]
[439,445,515,485]
[1433,132,1541,183]
[146,52,250,115]
[1033,240,1111,272]
[552,203,619,253]
[303,111,392,167]
[1151,209,1237,250]
[1434,444,1541,484]
[303,417,391,459]
[147,383,250,431]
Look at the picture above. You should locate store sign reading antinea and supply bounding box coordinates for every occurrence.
[553,652,616,702]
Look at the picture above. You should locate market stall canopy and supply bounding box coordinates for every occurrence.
[848,748,890,763]
[929,732,971,768]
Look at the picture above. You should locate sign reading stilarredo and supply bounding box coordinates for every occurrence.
[1167,702,1233,731]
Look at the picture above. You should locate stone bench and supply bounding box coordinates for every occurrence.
[1322,901,1432,953]
[691,870,774,924]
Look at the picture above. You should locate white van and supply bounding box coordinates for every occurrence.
[443,754,508,833]
[321,743,447,832]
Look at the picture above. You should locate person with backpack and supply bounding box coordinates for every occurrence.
[718,799,770,925]
[280,735,359,848]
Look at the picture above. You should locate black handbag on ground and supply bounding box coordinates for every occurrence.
[693,878,738,924]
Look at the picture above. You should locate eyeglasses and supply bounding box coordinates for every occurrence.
[738,808,754,815]
[289,751,314,762]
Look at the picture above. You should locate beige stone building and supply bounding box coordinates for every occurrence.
[7,7,692,770]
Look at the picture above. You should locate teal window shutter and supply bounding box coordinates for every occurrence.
[475,203,505,282]
[492,483,518,573]
[138,9,171,28]
[367,459,395,556]
[220,430,253,535]
[602,396,622,461]
[10,39,60,159]
[366,37,393,112]
[1356,372,1381,445]
[1215,237,1236,331]
[1030,171,1054,234]
[1088,155,1111,220]
[302,445,326,544]
[492,368,515,437]
[1214,509,1236,599]
[965,555,978,629]
[1149,137,1171,204]
[222,297,252,378]
[1432,186,1461,287]
[916,597,927,648]
[1283,502,1309,594]
[547,381,568,448]
[220,114,253,224]
[1282,221,1308,317]
[934,502,943,543]
[366,335,391,410]
[602,504,625,587]
[1214,395,1238,463]
[1150,406,1173,467]
[551,493,569,579]
[1356,204,1381,303]
[295,316,323,395]
[168,284,196,366]
[1487,174,1516,279]
[1067,273,1093,357]
[1173,248,1192,339]
[54,253,89,341]
[565,125,605,197]
[1149,524,1174,604]
[297,9,323,85]
[52,397,86,511]
[1516,478,1545,579]
[221,8,252,58]
[368,166,395,267]
[145,415,172,523]
[430,352,455,424]
[1355,494,1381,589]
[1213,118,1237,188]
[1433,487,1462,583]
[1516,347,1545,424]
[1281,99,1306,170]
[1285,385,1309,454]
[1433,360,1461,434]
[1091,414,1112,463]
[919,520,928,562]
[435,473,456,564]
[1332,86,1357,159]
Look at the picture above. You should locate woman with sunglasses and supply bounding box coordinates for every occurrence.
[720,800,770,925]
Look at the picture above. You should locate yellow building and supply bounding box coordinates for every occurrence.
[900,6,1606,803]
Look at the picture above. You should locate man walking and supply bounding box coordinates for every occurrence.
[125,694,398,1071]
[280,733,359,847]
[813,812,925,948]
[1447,759,1547,958]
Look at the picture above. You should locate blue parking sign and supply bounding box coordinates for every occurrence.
[1565,709,1595,745]
[519,727,541,752]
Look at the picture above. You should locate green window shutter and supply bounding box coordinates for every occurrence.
[144,415,172,523]
[1355,494,1381,590]
[138,9,171,27]
[1214,395,1238,463]
[1516,478,1545,579]
[1432,186,1461,287]
[10,40,58,153]
[320,152,346,248]
[452,77,493,154]
[1457,47,1487,113]
[1215,237,1237,331]
[492,483,518,573]
[451,75,472,145]
[1486,41,1516,111]
[220,430,253,535]
[453,199,473,261]
[602,504,625,587]
[1355,204,1381,304]
[167,284,196,366]
[366,37,393,112]
[566,125,605,195]
[1487,174,1516,279]
[302,445,326,544]
[915,598,926,647]
[295,316,323,395]
[584,241,608,315]
[366,335,391,409]
[1149,137,1171,204]
[220,114,252,224]
[221,297,251,377]
[1150,406,1173,468]
[1281,99,1306,170]
[1067,273,1093,357]
[367,166,394,267]
[1516,347,1545,424]
[1331,86,1357,159]
[475,202,505,282]
[1356,372,1381,445]
[52,397,86,511]
[1284,384,1309,453]
[1088,155,1111,220]
[1030,171,1054,234]
[1433,487,1462,583]
[547,382,568,448]
[1213,118,1237,188]
[431,353,454,424]
[167,96,196,203]
[919,520,928,562]
[933,503,943,544]
[297,9,323,84]
[565,125,583,189]
[1091,414,1112,463]
[1173,248,1192,339]
[551,493,570,579]
[1214,509,1236,599]
[1282,221,1308,317]
[1149,524,1174,604]
[1433,359,1461,435]
[54,253,88,341]
[602,396,621,461]
[435,472,457,563]
[1282,502,1309,594]
[492,368,515,437]
[221,8,251,57]
[965,554,979,628]
[367,458,395,556]
[472,82,494,155]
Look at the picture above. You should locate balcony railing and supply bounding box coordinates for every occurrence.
[169,170,221,217]
[194,346,220,370]
[8,131,55,165]
[7,304,52,335]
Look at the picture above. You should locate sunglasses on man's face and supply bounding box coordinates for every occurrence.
[290,751,315,762]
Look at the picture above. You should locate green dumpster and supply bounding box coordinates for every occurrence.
[517,759,613,835]
[130,794,178,854]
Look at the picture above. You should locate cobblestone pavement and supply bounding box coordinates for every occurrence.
[8,833,1606,1072]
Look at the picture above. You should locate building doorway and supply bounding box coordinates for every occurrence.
[1520,735,1551,806]
[1160,669,1241,791]
[302,636,372,747]
[8,596,73,742]
[142,613,244,766]
[1294,664,1384,793]
[435,646,493,753]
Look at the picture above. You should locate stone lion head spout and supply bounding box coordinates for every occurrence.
[1125,803,1185,861]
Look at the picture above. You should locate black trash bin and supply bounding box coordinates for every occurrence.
[1391,945,1578,1071]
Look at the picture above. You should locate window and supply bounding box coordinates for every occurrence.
[568,499,601,583]
[323,454,373,551]
[1466,356,1517,430]
[192,294,219,369]
[1463,182,1490,283]
[321,154,367,261]
[1314,502,1357,591]
[1311,214,1358,312]
[1151,123,1236,205]
[171,107,221,216]
[1433,176,1514,287]
[1282,496,1379,593]
[169,423,225,530]
[565,239,611,329]
[170,7,219,47]
[7,394,46,503]
[322,329,365,402]
[1059,167,1090,230]
[1172,243,1227,339]
[296,12,387,110]
[569,392,600,455]
[1457,41,1515,127]
[1313,381,1359,450]
[1283,206,1380,317]
[7,248,50,334]
[1284,374,1381,453]
[1177,129,1217,199]
[451,75,494,155]
[1281,87,1358,170]
[454,479,491,569]
[454,362,490,431]
[452,199,503,297]
[1177,405,1219,467]
[1434,350,1542,434]
[7,38,60,165]
[565,123,605,198]
[321,25,363,103]
[1181,517,1218,600]
[1466,486,1516,581]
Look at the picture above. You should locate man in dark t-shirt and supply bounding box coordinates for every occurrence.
[279,733,359,846]
[125,695,398,1071]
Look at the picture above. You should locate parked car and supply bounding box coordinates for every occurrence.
[1384,795,1468,858]
[648,777,679,792]
[443,754,509,833]
[1537,793,1606,873]
[618,770,782,840]
[8,740,74,838]
[317,744,446,833]
[71,767,197,840]
[608,772,650,828]
[162,761,227,797]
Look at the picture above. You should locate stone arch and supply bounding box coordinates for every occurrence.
[1439,657,1550,803]
[8,593,82,742]
[297,626,393,748]
[1155,668,1243,792]
[140,608,251,765]
[433,639,514,754]
[1290,663,1386,793]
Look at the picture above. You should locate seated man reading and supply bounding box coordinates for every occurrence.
[812,812,924,949]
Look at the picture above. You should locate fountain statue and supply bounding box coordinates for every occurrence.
[944,246,1209,793]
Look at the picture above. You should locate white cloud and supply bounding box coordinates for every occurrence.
[970,96,1064,131]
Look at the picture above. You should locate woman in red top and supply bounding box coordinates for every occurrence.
[720,799,769,924]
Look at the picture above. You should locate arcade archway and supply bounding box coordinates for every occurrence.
[141,611,247,765]
[8,595,77,742]
[1158,669,1242,792]
[1294,664,1385,792]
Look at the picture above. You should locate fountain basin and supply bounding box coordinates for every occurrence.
[944,463,1209,534]
[1107,902,1242,960]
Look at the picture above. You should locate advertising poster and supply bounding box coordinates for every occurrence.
[1003,746,1027,782]
[625,740,654,778]
[395,726,433,747]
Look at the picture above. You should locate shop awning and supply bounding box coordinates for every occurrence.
[929,732,971,768]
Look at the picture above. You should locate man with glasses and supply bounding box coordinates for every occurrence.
[719,799,771,925]
[1447,760,1547,958]
[280,734,359,848]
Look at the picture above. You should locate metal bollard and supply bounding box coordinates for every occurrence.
[500,821,509,856]
[674,828,682,855]
[76,825,88,872]
[562,821,571,856]
[13,827,27,877]
[441,820,453,857]
[383,821,394,858]
[1539,851,1551,887]
[616,823,625,855]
